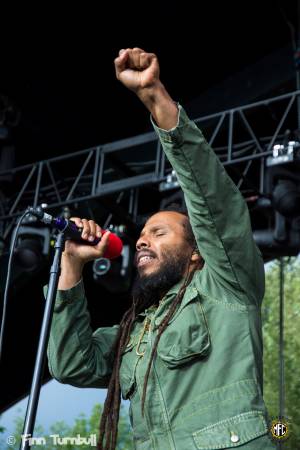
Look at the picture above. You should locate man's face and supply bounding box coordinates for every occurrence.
[135,211,191,278]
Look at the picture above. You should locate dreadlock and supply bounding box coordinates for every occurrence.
[97,205,203,449]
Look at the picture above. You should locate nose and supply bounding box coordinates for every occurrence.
[136,234,151,251]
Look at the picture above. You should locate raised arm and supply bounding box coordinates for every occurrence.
[115,48,264,305]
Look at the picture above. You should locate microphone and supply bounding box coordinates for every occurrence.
[26,206,123,259]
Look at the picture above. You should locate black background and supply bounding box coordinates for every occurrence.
[0,2,296,165]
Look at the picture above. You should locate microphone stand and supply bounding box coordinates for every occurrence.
[20,232,65,450]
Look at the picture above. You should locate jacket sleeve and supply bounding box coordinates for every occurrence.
[152,105,264,306]
[45,280,119,388]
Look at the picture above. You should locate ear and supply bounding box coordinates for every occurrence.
[190,250,205,270]
[191,250,201,263]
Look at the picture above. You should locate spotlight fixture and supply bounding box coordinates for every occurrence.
[272,179,300,218]
[11,225,50,272]
[159,170,179,191]
[92,244,134,294]
[267,141,300,167]
[93,258,111,278]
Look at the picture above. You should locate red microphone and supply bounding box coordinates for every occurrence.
[26,207,123,260]
[101,230,123,259]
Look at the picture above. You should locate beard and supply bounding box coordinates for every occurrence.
[131,249,189,309]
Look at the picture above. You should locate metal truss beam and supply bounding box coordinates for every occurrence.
[1,90,299,238]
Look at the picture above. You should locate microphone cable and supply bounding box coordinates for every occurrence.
[0,210,30,362]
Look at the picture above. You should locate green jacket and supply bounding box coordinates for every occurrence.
[47,106,276,449]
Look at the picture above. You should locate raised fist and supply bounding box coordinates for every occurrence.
[114,47,160,94]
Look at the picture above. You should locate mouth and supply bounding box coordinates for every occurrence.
[136,252,157,268]
[138,255,156,267]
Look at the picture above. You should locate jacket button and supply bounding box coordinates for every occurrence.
[230,432,239,443]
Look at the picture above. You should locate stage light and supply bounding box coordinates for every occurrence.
[15,238,43,270]
[263,139,300,252]
[11,225,50,272]
[272,179,300,218]
[267,141,300,167]
[93,258,111,277]
[159,170,179,191]
[92,243,134,294]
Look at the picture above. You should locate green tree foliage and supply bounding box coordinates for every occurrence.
[0,404,132,449]
[263,258,300,449]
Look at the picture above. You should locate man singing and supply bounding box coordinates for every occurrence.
[47,48,275,449]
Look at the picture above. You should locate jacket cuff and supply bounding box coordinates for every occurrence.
[150,104,192,146]
[43,279,85,308]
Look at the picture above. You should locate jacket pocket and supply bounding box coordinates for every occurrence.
[119,342,137,400]
[120,323,148,400]
[193,411,269,449]
[156,296,211,369]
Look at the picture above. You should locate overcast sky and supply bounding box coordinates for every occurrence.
[1,379,129,439]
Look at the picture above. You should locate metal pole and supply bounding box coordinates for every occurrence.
[20,232,65,449]
[278,258,285,450]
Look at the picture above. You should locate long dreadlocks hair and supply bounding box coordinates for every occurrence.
[97,204,204,450]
